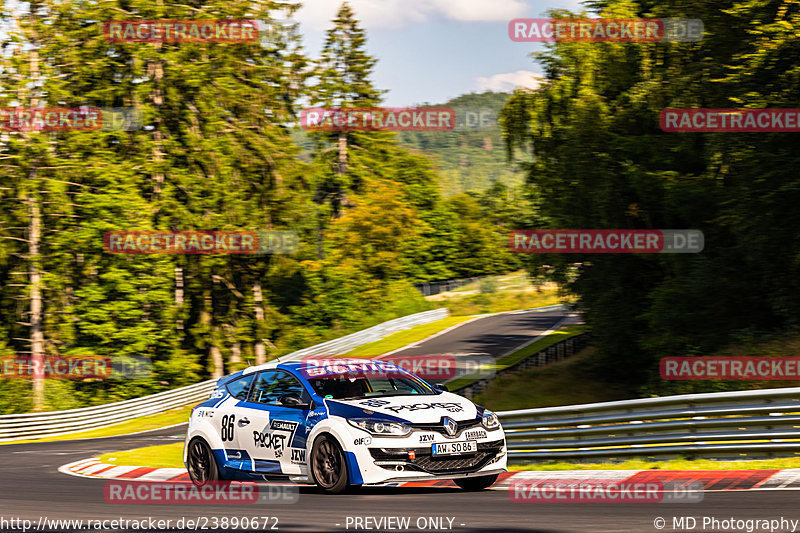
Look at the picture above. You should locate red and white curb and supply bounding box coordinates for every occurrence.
[59,458,191,482]
[493,469,800,492]
[59,458,800,491]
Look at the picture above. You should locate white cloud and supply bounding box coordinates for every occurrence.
[295,0,528,31]
[427,0,529,22]
[475,70,544,92]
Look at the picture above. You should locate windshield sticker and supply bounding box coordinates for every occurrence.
[357,400,465,414]
[297,359,408,379]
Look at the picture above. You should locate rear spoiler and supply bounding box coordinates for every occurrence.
[215,369,244,388]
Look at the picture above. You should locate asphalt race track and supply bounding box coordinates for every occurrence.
[2,309,797,532]
[2,431,797,532]
[387,307,572,359]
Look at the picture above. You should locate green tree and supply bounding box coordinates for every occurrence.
[499,0,782,389]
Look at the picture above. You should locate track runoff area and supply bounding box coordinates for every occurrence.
[6,309,800,532]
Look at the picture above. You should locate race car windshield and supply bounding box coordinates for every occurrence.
[307,371,436,400]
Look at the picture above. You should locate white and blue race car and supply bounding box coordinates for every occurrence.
[184,358,507,494]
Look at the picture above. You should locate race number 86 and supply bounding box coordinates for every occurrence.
[221,414,235,442]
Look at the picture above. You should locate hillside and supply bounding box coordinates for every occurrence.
[395,92,528,196]
[292,91,529,196]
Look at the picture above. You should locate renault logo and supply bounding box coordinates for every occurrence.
[442,417,458,437]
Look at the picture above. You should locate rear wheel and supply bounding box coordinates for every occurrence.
[187,438,221,487]
[454,474,499,491]
[310,435,349,494]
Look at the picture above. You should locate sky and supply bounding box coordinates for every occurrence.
[294,0,585,107]
[1,0,587,107]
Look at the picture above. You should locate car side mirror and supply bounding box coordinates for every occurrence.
[434,384,449,392]
[279,392,311,409]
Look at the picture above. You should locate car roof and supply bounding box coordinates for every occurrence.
[215,358,404,387]
[234,357,394,374]
[238,357,397,376]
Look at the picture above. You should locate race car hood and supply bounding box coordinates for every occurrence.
[325,391,478,424]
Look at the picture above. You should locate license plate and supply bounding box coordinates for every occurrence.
[432,441,477,456]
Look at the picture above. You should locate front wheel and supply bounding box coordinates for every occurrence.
[454,474,499,491]
[310,435,349,494]
[187,438,222,487]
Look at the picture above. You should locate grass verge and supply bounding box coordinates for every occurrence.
[446,325,589,393]
[440,290,566,317]
[341,316,475,358]
[99,442,185,469]
[1,406,192,445]
[422,271,571,316]
[495,324,588,368]
[472,345,636,411]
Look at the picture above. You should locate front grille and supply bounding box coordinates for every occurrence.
[414,452,491,473]
[410,418,482,436]
[369,439,504,474]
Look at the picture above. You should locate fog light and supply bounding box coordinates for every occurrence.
[408,450,416,460]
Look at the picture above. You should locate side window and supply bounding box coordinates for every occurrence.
[226,374,255,401]
[248,370,310,405]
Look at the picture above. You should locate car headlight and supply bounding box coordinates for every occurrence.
[482,410,500,430]
[347,418,411,437]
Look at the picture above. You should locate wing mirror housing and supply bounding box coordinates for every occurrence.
[278,392,312,409]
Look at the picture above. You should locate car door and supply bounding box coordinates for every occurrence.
[236,369,313,476]
[215,373,256,471]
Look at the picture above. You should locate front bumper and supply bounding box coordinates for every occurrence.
[345,425,508,485]
[369,439,505,475]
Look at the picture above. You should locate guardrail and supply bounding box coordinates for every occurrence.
[415,277,481,297]
[0,308,449,442]
[281,308,449,361]
[497,387,800,461]
[0,380,216,442]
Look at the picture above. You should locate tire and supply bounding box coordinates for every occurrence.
[310,434,350,494]
[454,474,499,491]
[187,437,222,487]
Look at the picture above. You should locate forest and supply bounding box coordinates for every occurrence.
[502,0,800,395]
[2,0,799,412]
[0,1,522,412]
